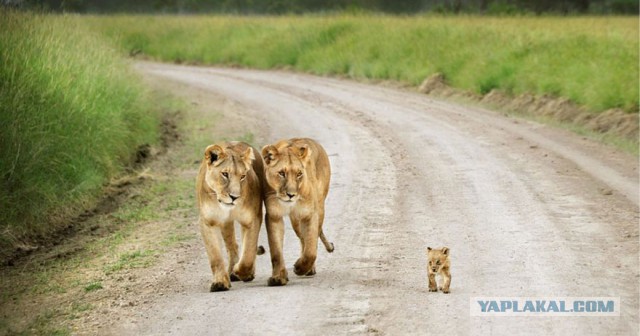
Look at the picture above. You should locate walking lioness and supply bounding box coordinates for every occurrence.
[196,141,264,292]
[262,138,334,286]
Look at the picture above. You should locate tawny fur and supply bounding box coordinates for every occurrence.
[196,141,265,292]
[427,247,451,294]
[261,138,334,286]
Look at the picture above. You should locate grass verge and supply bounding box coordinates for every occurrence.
[0,11,160,257]
[86,14,638,115]
[0,89,198,335]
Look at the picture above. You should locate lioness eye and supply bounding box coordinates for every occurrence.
[297,171,303,179]
[240,174,246,181]
[278,171,285,178]
[221,172,229,178]
[436,261,441,265]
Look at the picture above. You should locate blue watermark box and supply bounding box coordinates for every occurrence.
[470,297,620,316]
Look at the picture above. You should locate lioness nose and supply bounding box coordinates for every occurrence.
[230,195,239,202]
[286,192,296,199]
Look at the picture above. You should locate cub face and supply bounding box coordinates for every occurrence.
[203,144,254,207]
[261,144,311,204]
[427,247,450,274]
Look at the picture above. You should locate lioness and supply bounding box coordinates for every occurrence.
[196,142,264,292]
[262,138,334,286]
[427,247,451,294]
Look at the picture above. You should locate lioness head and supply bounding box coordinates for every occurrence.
[261,143,311,204]
[203,144,255,207]
[427,247,449,273]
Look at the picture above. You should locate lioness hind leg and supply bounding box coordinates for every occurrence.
[200,221,231,292]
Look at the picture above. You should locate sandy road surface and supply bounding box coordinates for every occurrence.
[118,62,638,335]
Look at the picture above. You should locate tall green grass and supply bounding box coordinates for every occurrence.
[0,12,158,251]
[88,14,638,113]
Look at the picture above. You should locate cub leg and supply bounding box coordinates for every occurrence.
[428,271,437,292]
[441,267,451,294]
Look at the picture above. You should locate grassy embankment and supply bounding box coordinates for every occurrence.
[88,15,638,113]
[0,12,160,255]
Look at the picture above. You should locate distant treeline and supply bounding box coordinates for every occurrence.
[5,0,639,14]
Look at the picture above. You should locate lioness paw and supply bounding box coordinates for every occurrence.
[305,266,316,276]
[293,258,315,276]
[429,288,438,292]
[267,276,288,287]
[210,281,230,292]
[230,273,241,282]
[241,274,255,282]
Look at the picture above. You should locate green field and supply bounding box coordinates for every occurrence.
[88,14,639,113]
[1,12,637,257]
[0,12,159,253]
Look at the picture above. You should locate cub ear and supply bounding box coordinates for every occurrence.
[441,247,449,255]
[427,247,432,251]
[261,145,279,166]
[296,144,311,162]
[241,147,255,167]
[204,144,227,166]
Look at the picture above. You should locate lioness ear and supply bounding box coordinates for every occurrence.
[241,147,255,167]
[427,247,432,252]
[204,144,227,166]
[442,247,449,255]
[261,145,279,166]
[296,144,311,162]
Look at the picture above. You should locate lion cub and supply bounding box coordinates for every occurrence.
[427,247,451,294]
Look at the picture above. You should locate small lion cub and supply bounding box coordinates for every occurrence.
[427,247,451,294]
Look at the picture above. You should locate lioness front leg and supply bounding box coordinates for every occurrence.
[200,220,231,292]
[293,216,318,276]
[232,218,261,282]
[220,221,240,282]
[266,214,288,286]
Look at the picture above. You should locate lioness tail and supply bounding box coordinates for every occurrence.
[319,230,334,253]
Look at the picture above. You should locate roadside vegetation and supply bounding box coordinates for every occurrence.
[88,14,638,115]
[0,11,160,257]
[0,76,225,336]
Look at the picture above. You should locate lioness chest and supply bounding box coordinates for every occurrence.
[200,200,254,226]
[278,200,314,220]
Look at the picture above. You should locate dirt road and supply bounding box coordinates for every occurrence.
[118,62,638,335]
